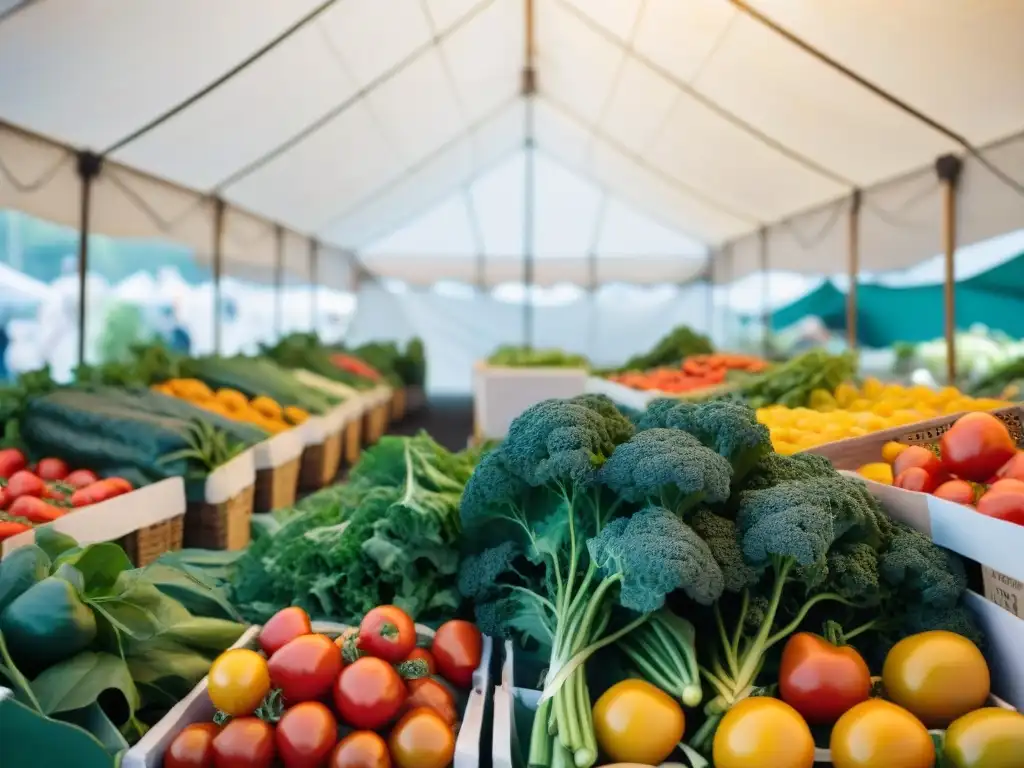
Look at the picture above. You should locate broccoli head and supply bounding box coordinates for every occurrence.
[741,451,836,491]
[599,428,732,514]
[502,399,621,487]
[587,505,725,611]
[570,393,636,444]
[690,508,758,593]
[879,524,967,611]
[736,483,838,571]
[825,542,883,604]
[636,400,771,482]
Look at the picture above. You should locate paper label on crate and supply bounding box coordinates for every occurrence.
[983,567,1024,619]
[896,409,1024,449]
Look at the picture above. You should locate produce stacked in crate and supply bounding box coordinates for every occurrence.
[153,378,310,433]
[458,394,1018,767]
[761,378,1011,455]
[607,353,768,394]
[160,605,483,768]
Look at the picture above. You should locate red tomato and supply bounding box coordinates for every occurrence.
[35,458,69,482]
[405,648,436,676]
[403,678,458,726]
[933,479,977,506]
[7,496,65,524]
[987,478,1024,495]
[268,634,342,705]
[0,487,8,510]
[329,731,391,768]
[6,470,45,500]
[431,620,482,688]
[0,448,26,479]
[358,606,416,663]
[212,717,275,768]
[333,656,406,730]
[275,701,338,768]
[105,477,133,494]
[63,469,99,489]
[894,467,939,494]
[995,452,1024,482]
[893,445,942,478]
[388,708,455,768]
[164,722,219,768]
[259,606,312,656]
[940,412,1017,483]
[70,479,128,507]
[778,632,871,725]
[976,490,1024,526]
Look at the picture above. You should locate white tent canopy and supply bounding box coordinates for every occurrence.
[1,0,1022,289]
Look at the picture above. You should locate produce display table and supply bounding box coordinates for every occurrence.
[1,476,187,565]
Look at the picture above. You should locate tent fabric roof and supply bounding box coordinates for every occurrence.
[1,0,1022,288]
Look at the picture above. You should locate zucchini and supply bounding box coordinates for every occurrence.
[113,387,267,446]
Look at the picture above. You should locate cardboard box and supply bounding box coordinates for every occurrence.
[122,623,494,768]
[810,406,1024,614]
[1,476,187,564]
[474,364,588,440]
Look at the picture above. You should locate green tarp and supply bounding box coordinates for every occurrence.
[769,251,1024,347]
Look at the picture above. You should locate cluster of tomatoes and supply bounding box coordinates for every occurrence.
[0,447,132,541]
[744,628,1022,768]
[163,605,483,768]
[865,411,1024,526]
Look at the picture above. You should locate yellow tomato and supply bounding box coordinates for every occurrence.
[207,649,271,717]
[882,631,990,728]
[857,462,893,485]
[944,707,1024,768]
[808,388,838,412]
[834,383,859,408]
[592,679,684,765]
[881,441,909,464]
[861,377,884,398]
[848,398,873,412]
[830,699,934,768]
[713,698,814,768]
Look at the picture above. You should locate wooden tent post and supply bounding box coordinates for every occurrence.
[758,228,770,357]
[75,151,101,368]
[273,225,284,338]
[846,190,861,353]
[521,0,536,350]
[936,154,963,384]
[212,198,225,355]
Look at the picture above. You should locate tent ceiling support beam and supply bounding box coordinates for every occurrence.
[212,197,226,355]
[75,149,101,368]
[216,0,498,193]
[316,93,519,237]
[541,95,760,225]
[0,0,42,28]
[937,154,963,384]
[103,0,341,156]
[726,0,1024,199]
[554,0,854,189]
[846,190,861,353]
[274,224,285,337]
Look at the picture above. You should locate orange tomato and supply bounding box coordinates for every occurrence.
[830,699,934,768]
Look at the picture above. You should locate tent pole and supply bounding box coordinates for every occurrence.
[758,228,769,357]
[846,189,861,354]
[212,198,225,355]
[273,225,284,339]
[522,0,536,350]
[75,151,101,369]
[936,154,963,385]
[309,238,320,335]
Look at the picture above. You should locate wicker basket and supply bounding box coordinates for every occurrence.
[390,388,407,421]
[299,430,343,489]
[364,403,389,445]
[119,513,185,566]
[344,418,363,466]
[184,484,255,550]
[253,456,301,513]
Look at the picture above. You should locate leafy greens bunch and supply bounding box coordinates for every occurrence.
[229,432,480,624]
[458,395,979,766]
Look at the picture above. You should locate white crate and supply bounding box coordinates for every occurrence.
[474,364,588,440]
[123,622,493,768]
